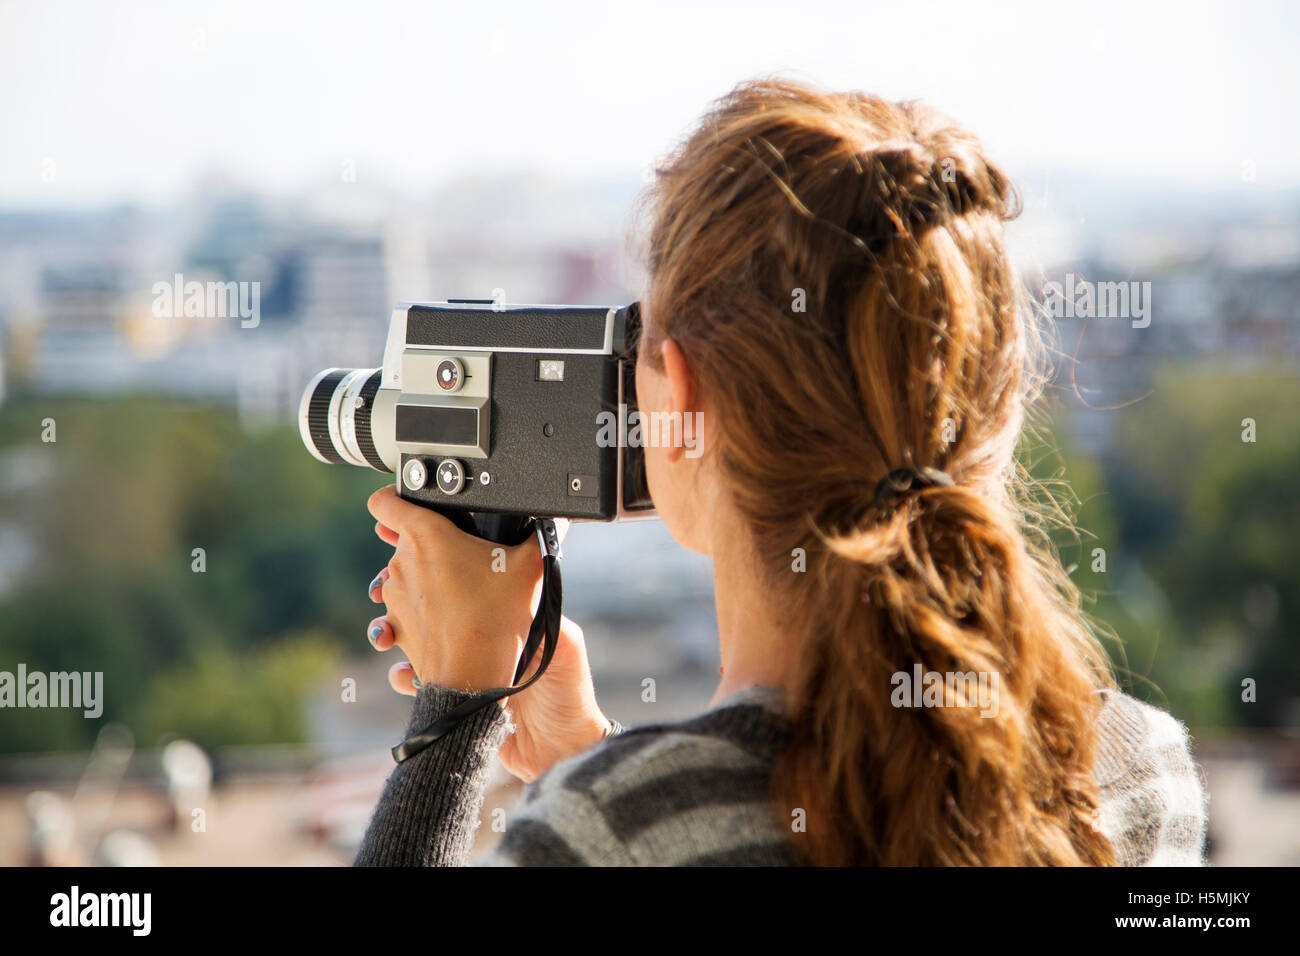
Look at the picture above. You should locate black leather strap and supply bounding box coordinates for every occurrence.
[391,518,563,763]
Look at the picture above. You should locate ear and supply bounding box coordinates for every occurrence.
[660,338,700,465]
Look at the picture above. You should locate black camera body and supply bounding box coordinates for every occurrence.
[300,299,654,543]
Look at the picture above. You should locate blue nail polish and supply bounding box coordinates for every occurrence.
[368,574,383,593]
[368,624,384,647]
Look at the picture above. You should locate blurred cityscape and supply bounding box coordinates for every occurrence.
[1,173,1297,430]
[0,170,1297,865]
[0,172,644,424]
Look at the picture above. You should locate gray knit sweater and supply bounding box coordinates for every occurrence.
[354,684,1208,866]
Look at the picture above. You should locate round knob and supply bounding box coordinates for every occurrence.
[402,458,428,491]
[435,357,464,393]
[435,458,466,495]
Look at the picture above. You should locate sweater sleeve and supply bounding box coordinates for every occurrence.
[353,684,512,867]
[1093,690,1209,866]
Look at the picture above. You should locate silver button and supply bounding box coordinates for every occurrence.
[435,357,464,393]
[402,458,427,491]
[436,459,465,495]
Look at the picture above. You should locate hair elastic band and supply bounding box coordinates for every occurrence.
[873,466,954,509]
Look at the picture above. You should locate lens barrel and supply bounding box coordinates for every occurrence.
[299,367,392,472]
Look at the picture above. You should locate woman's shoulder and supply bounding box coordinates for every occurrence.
[483,685,1209,866]
[480,689,793,865]
[1092,688,1209,866]
[534,685,792,801]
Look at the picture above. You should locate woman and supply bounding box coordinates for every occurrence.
[355,78,1207,866]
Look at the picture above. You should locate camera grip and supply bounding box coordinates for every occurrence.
[445,510,536,547]
[400,500,532,547]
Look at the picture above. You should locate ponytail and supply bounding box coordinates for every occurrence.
[780,478,1114,865]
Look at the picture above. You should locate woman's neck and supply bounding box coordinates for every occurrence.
[708,519,793,709]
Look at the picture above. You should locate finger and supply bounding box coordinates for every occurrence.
[374,521,399,547]
[388,661,419,697]
[367,568,389,603]
[367,484,461,544]
[366,616,396,652]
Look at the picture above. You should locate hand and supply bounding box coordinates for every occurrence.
[496,615,610,783]
[366,485,538,692]
[364,486,612,781]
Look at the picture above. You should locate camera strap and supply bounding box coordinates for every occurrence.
[390,517,563,763]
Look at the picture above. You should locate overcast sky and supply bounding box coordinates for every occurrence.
[2,0,1298,207]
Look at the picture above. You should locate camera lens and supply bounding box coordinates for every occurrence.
[299,367,392,472]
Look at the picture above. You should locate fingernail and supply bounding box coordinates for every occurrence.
[368,574,383,594]
[368,624,384,648]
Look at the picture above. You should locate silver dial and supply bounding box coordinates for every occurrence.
[402,458,428,491]
[436,459,466,495]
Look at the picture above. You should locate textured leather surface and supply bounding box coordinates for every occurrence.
[399,350,620,519]
[407,305,609,351]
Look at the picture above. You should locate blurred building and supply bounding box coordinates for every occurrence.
[0,178,644,424]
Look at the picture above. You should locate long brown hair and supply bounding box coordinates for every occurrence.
[639,78,1117,865]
